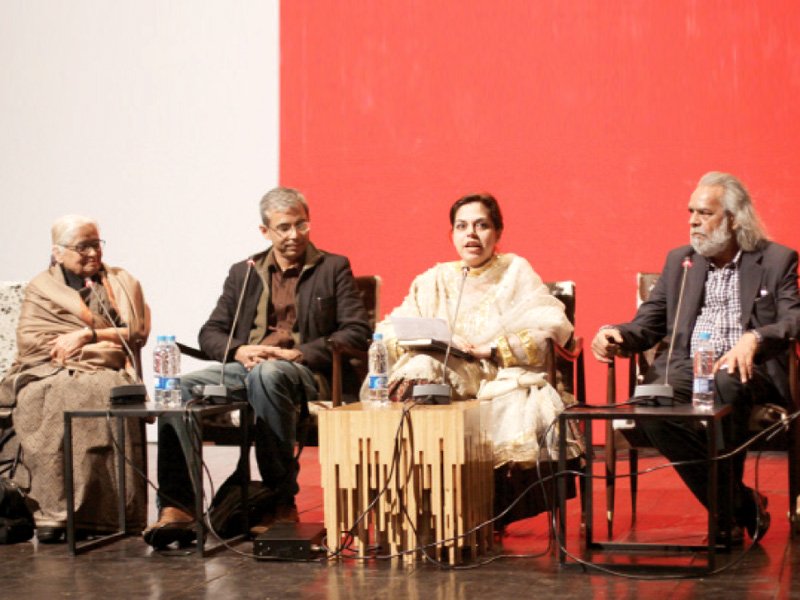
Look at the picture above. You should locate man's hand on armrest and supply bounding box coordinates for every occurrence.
[591,327,624,363]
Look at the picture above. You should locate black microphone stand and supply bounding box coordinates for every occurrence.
[85,279,148,405]
[198,259,256,404]
[633,256,694,405]
[412,266,470,405]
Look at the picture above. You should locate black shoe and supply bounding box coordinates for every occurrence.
[745,490,770,542]
[143,525,196,549]
[36,526,65,544]
[715,525,744,547]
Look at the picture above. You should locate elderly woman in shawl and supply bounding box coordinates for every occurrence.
[366,194,582,522]
[0,215,150,543]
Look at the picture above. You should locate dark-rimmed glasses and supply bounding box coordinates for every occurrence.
[62,239,105,255]
[269,221,310,238]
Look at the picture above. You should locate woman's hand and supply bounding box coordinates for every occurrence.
[463,342,493,360]
[50,328,93,363]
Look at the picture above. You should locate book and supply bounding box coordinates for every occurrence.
[396,338,473,361]
[390,317,473,361]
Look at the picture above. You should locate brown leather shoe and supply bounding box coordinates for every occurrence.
[249,512,277,536]
[143,506,196,549]
[249,504,299,536]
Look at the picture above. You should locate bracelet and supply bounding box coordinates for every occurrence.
[748,329,763,347]
[496,336,517,368]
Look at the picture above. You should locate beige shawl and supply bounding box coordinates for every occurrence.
[0,264,150,406]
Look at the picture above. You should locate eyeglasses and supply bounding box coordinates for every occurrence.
[62,239,105,255]
[269,221,310,238]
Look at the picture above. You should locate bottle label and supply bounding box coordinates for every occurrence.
[693,377,713,394]
[368,375,387,390]
[155,377,181,391]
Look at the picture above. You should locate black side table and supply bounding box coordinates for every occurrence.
[63,401,250,556]
[557,402,732,573]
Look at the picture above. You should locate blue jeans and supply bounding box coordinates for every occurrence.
[157,360,318,511]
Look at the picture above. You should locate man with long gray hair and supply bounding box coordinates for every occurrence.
[144,187,371,548]
[591,172,800,545]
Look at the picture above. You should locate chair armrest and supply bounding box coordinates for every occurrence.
[546,336,586,405]
[327,338,368,408]
[176,342,210,361]
[790,339,799,412]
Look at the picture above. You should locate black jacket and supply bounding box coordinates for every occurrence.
[617,241,800,404]
[198,245,372,393]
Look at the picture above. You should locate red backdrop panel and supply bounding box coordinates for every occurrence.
[280,1,800,405]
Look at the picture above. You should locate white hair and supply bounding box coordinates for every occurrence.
[51,214,99,246]
[697,172,768,251]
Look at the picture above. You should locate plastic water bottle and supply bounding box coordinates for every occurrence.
[692,332,715,410]
[367,332,389,405]
[152,336,166,404]
[154,335,182,406]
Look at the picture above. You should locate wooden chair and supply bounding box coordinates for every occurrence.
[329,275,381,406]
[604,272,800,537]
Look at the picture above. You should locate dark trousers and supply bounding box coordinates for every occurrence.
[637,359,778,528]
[156,360,317,513]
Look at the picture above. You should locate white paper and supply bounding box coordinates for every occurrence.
[390,317,451,343]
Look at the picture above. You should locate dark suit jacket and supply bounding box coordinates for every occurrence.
[617,241,800,404]
[198,244,372,394]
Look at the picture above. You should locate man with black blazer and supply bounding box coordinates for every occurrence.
[592,171,800,545]
[144,187,371,547]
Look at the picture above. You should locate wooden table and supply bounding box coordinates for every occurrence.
[318,401,493,564]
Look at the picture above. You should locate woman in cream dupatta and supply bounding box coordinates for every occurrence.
[366,194,582,522]
[0,215,150,542]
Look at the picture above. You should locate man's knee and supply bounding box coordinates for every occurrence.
[714,370,750,408]
[247,360,294,388]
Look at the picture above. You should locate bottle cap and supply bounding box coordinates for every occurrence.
[699,332,711,341]
[372,332,383,341]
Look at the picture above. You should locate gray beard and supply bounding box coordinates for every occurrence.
[691,217,733,257]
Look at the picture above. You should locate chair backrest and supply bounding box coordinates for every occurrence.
[637,273,660,307]
[547,280,575,327]
[354,275,381,331]
[636,273,665,378]
[0,282,27,379]
[545,281,583,401]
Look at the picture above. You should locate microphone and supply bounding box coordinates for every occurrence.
[412,265,471,405]
[633,255,694,404]
[197,258,256,403]
[84,278,148,405]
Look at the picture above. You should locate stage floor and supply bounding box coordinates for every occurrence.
[1,445,798,599]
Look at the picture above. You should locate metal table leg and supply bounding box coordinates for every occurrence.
[65,413,76,555]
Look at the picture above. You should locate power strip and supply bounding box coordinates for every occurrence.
[253,522,325,560]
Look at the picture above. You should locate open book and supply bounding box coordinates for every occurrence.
[390,317,473,361]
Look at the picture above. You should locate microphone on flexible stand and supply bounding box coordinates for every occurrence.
[196,258,256,404]
[84,278,148,405]
[412,265,471,405]
[633,255,694,404]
